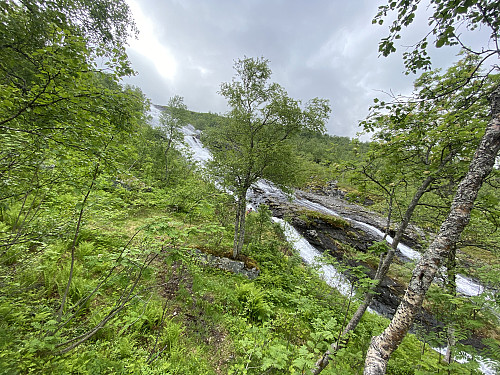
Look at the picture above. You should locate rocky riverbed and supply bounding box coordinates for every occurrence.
[248,182,489,350]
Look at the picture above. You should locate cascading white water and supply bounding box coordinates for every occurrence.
[148,105,163,128]
[253,178,485,298]
[179,124,212,165]
[150,107,488,301]
[147,108,497,374]
[272,217,352,296]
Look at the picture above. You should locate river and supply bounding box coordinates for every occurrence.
[149,106,497,374]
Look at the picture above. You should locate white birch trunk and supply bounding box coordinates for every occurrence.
[363,86,500,374]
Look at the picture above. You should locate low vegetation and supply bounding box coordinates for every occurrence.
[3,164,487,374]
[1,1,498,374]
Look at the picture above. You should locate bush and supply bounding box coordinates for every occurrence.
[236,283,273,323]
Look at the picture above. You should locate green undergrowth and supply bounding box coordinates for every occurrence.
[0,174,490,375]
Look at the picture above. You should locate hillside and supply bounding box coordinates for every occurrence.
[2,101,498,373]
[1,1,499,373]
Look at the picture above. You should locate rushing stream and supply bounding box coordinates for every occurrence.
[271,217,352,296]
[148,106,497,374]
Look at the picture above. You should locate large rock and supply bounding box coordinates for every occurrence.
[249,181,426,249]
[296,190,426,251]
[194,250,260,279]
[247,182,488,353]
[247,182,425,321]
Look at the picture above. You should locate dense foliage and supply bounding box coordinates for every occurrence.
[0,1,498,374]
[363,0,500,373]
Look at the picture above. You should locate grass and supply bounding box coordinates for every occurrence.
[0,178,495,375]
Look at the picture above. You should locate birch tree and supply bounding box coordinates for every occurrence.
[159,96,187,183]
[364,88,499,374]
[312,54,497,374]
[205,57,330,258]
[363,0,500,373]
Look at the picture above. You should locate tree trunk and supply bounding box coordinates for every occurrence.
[444,244,457,367]
[232,198,242,258]
[232,192,248,258]
[236,198,247,256]
[164,138,173,182]
[363,86,500,375]
[343,172,434,333]
[312,173,436,374]
[445,326,456,367]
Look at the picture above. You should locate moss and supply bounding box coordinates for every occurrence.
[237,254,259,270]
[347,230,359,239]
[195,246,260,271]
[296,209,350,229]
[326,236,354,254]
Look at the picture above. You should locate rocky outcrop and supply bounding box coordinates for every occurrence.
[194,250,260,279]
[247,182,433,324]
[296,190,426,251]
[286,207,406,316]
[248,182,426,253]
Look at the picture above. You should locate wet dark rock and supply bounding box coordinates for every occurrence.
[290,212,379,254]
[248,182,491,355]
[296,190,426,251]
[289,209,405,315]
[248,184,440,333]
[306,229,318,240]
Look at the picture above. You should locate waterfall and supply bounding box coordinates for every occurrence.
[147,108,497,374]
[271,217,352,296]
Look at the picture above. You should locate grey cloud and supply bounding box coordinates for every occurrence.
[123,0,468,138]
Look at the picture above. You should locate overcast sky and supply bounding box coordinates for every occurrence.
[122,0,473,138]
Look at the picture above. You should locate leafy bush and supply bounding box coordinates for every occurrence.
[236,283,273,323]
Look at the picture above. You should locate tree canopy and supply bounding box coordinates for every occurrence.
[0,0,146,303]
[206,56,330,257]
[374,0,499,74]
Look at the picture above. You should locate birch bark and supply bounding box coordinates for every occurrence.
[363,86,500,374]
